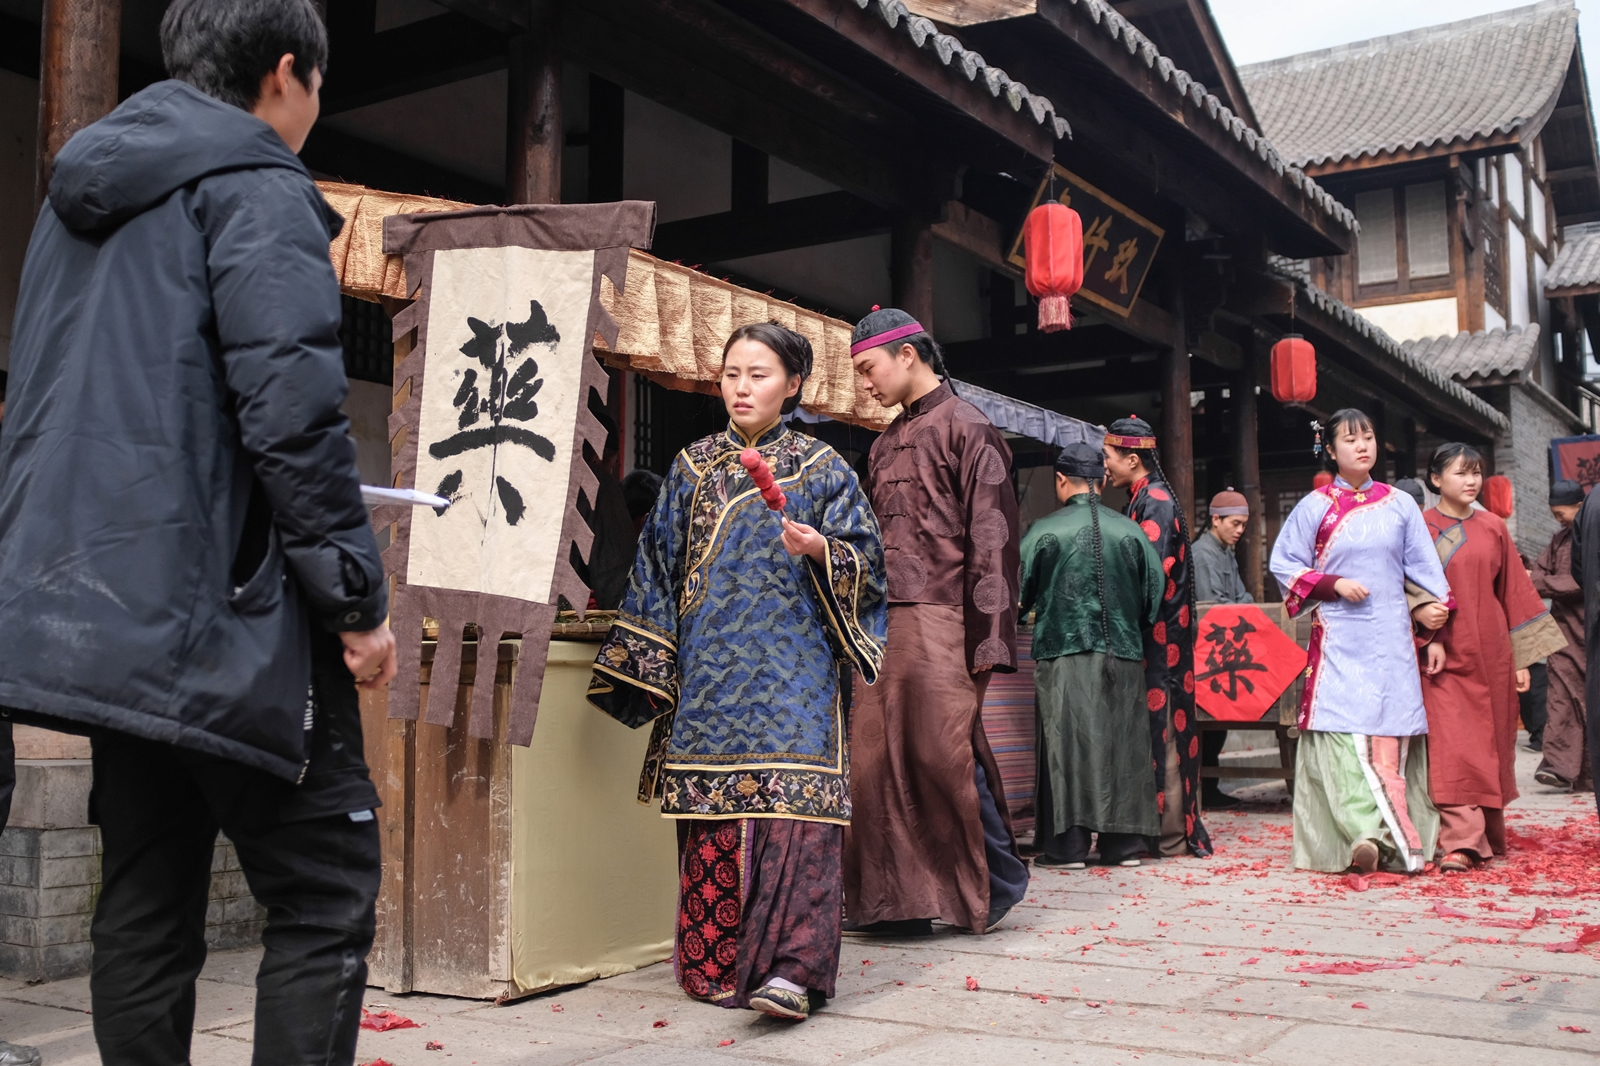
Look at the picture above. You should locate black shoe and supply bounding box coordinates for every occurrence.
[842,917,934,937]
[1535,769,1572,789]
[984,905,1011,932]
[0,1040,41,1066]
[1032,853,1087,869]
[1202,788,1242,810]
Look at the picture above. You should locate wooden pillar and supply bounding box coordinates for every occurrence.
[1161,345,1195,530]
[587,74,624,203]
[506,18,562,205]
[36,0,121,206]
[892,214,936,332]
[1233,356,1264,601]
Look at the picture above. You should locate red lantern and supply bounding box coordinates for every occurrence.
[1313,471,1334,489]
[1271,334,1317,404]
[1485,475,1514,519]
[1023,202,1083,333]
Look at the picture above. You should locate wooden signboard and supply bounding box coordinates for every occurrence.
[1007,164,1165,319]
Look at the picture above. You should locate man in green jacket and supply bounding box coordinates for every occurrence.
[1021,443,1164,868]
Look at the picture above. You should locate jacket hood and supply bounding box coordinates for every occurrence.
[49,80,316,233]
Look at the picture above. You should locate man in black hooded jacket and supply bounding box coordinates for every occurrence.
[1,1,394,1062]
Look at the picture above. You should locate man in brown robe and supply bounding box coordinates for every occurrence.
[845,307,1029,935]
[1531,479,1589,791]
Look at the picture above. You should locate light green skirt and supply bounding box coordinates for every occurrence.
[1293,731,1439,873]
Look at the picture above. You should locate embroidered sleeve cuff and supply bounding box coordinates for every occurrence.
[1283,570,1332,617]
[807,538,885,684]
[1308,574,1343,601]
[587,617,679,729]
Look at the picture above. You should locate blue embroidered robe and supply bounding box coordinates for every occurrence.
[588,422,887,824]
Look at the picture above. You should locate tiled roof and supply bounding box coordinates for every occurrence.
[858,0,1071,140]
[1238,0,1577,168]
[1546,225,1600,292]
[899,0,1356,231]
[1399,325,1543,384]
[1268,263,1510,430]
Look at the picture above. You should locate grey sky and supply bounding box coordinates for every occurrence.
[1210,0,1595,78]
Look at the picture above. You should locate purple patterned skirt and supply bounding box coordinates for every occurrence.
[675,818,843,1007]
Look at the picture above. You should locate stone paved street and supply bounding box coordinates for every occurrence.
[4,742,1598,1065]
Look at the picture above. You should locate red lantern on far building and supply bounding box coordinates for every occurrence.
[1485,475,1514,519]
[1313,471,1334,489]
[1271,334,1317,404]
[1023,202,1083,332]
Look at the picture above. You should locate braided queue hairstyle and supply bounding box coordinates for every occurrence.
[1107,420,1196,677]
[1057,442,1114,675]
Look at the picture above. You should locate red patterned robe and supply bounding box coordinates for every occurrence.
[1126,476,1211,857]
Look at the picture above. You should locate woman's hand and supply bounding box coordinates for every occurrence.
[1333,578,1370,603]
[781,517,828,564]
[1516,668,1532,693]
[1412,602,1449,631]
[1424,642,1446,676]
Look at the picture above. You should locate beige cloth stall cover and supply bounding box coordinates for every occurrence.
[316,181,900,429]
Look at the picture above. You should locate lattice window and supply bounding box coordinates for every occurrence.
[339,295,394,385]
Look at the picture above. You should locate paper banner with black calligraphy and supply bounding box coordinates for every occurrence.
[378,202,656,744]
[1192,604,1307,722]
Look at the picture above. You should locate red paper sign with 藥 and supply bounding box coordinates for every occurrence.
[1193,604,1306,722]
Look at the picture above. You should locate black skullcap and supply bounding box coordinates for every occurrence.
[1551,479,1585,506]
[1394,477,1427,509]
[851,306,926,355]
[1105,414,1157,449]
[1055,441,1105,480]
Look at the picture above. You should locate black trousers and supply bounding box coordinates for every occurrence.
[1033,748,1147,864]
[1520,661,1549,749]
[87,634,381,1066]
[0,717,13,832]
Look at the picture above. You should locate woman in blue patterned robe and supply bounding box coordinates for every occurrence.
[589,322,886,1020]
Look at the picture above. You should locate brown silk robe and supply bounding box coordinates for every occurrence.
[846,383,1023,933]
[1422,509,1567,808]
[1531,525,1589,784]
[868,383,1020,669]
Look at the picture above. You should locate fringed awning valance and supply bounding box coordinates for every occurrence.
[315,182,898,429]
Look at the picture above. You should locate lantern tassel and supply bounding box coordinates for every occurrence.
[1038,293,1073,332]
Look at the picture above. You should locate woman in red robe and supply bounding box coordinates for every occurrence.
[1421,443,1567,871]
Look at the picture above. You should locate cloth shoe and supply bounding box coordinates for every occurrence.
[749,984,811,1019]
[985,906,1011,933]
[1351,840,1380,874]
[842,918,933,937]
[1439,850,1477,872]
[1535,769,1572,789]
[1031,854,1086,869]
[0,1040,41,1066]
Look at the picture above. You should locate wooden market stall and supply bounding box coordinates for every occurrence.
[326,182,906,999]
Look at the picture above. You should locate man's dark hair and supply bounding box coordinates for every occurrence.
[722,321,813,415]
[161,0,329,111]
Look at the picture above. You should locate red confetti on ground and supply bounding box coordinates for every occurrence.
[360,1010,421,1032]
[1560,1026,1591,1033]
[1287,960,1416,975]
[1542,925,1600,953]
[1242,957,1259,965]
[965,976,979,991]
[551,1005,563,1012]
[1085,1000,1102,1008]
[1432,902,1471,918]
[425,1041,444,1051]
[652,1020,669,1028]
[360,1060,396,1066]
[1351,1002,1369,1009]
[719,1039,736,1046]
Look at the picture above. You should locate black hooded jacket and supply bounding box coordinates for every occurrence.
[0,81,386,781]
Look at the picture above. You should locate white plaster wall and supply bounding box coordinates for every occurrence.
[1504,384,1574,558]
[1355,297,1458,343]
[769,158,837,202]
[1509,222,1530,326]
[0,68,38,372]
[932,240,986,343]
[1484,303,1507,332]
[623,93,730,223]
[343,379,393,488]
[720,235,890,322]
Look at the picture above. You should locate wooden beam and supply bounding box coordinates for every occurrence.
[320,13,507,115]
[1161,345,1195,526]
[587,74,625,202]
[559,0,935,207]
[893,213,937,332]
[507,20,562,205]
[652,191,890,262]
[731,140,769,213]
[432,0,532,32]
[1548,165,1599,183]
[772,0,1055,162]
[301,125,503,205]
[1233,354,1263,599]
[932,200,1021,278]
[36,0,119,206]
